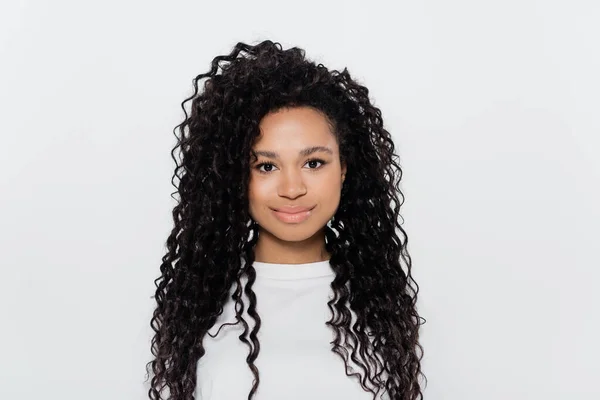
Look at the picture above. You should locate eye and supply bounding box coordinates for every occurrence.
[254,158,328,174]
[305,158,326,169]
[256,162,276,174]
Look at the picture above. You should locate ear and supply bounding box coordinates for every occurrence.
[341,161,347,178]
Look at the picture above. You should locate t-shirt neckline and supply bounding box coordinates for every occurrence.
[252,259,334,280]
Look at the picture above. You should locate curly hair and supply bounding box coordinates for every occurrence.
[145,39,426,400]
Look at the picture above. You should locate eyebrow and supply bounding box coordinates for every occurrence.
[252,146,334,160]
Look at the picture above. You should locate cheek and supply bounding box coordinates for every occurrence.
[248,181,269,206]
[317,173,342,192]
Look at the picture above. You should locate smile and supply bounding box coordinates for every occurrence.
[271,206,315,223]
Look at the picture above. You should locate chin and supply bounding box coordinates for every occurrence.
[267,225,319,242]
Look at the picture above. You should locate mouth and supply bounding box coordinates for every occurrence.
[270,206,316,223]
[271,205,316,214]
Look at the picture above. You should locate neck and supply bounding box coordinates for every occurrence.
[253,227,330,264]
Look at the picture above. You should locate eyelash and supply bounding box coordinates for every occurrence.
[254,158,328,174]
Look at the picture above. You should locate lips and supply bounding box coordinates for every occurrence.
[271,206,314,224]
[272,206,314,214]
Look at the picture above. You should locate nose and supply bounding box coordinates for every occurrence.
[278,171,307,199]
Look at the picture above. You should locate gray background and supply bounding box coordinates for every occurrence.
[1,0,598,398]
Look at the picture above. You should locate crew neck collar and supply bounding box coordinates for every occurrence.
[252,259,334,280]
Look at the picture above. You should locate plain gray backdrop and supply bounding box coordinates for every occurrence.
[1,0,598,399]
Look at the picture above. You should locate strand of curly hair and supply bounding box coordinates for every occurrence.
[145,39,426,400]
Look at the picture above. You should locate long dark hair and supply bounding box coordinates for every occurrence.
[145,39,426,400]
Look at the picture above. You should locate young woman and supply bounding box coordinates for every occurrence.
[146,40,426,400]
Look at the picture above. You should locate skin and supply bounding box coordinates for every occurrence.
[248,106,347,264]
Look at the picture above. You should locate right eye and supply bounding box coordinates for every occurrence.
[255,162,277,174]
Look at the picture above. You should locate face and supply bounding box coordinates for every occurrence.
[248,106,347,244]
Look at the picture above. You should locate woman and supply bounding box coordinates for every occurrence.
[146,40,426,400]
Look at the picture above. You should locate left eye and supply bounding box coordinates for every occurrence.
[306,159,323,168]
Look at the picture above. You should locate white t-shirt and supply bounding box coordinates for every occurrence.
[194,258,388,400]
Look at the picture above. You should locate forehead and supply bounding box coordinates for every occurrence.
[254,106,336,149]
